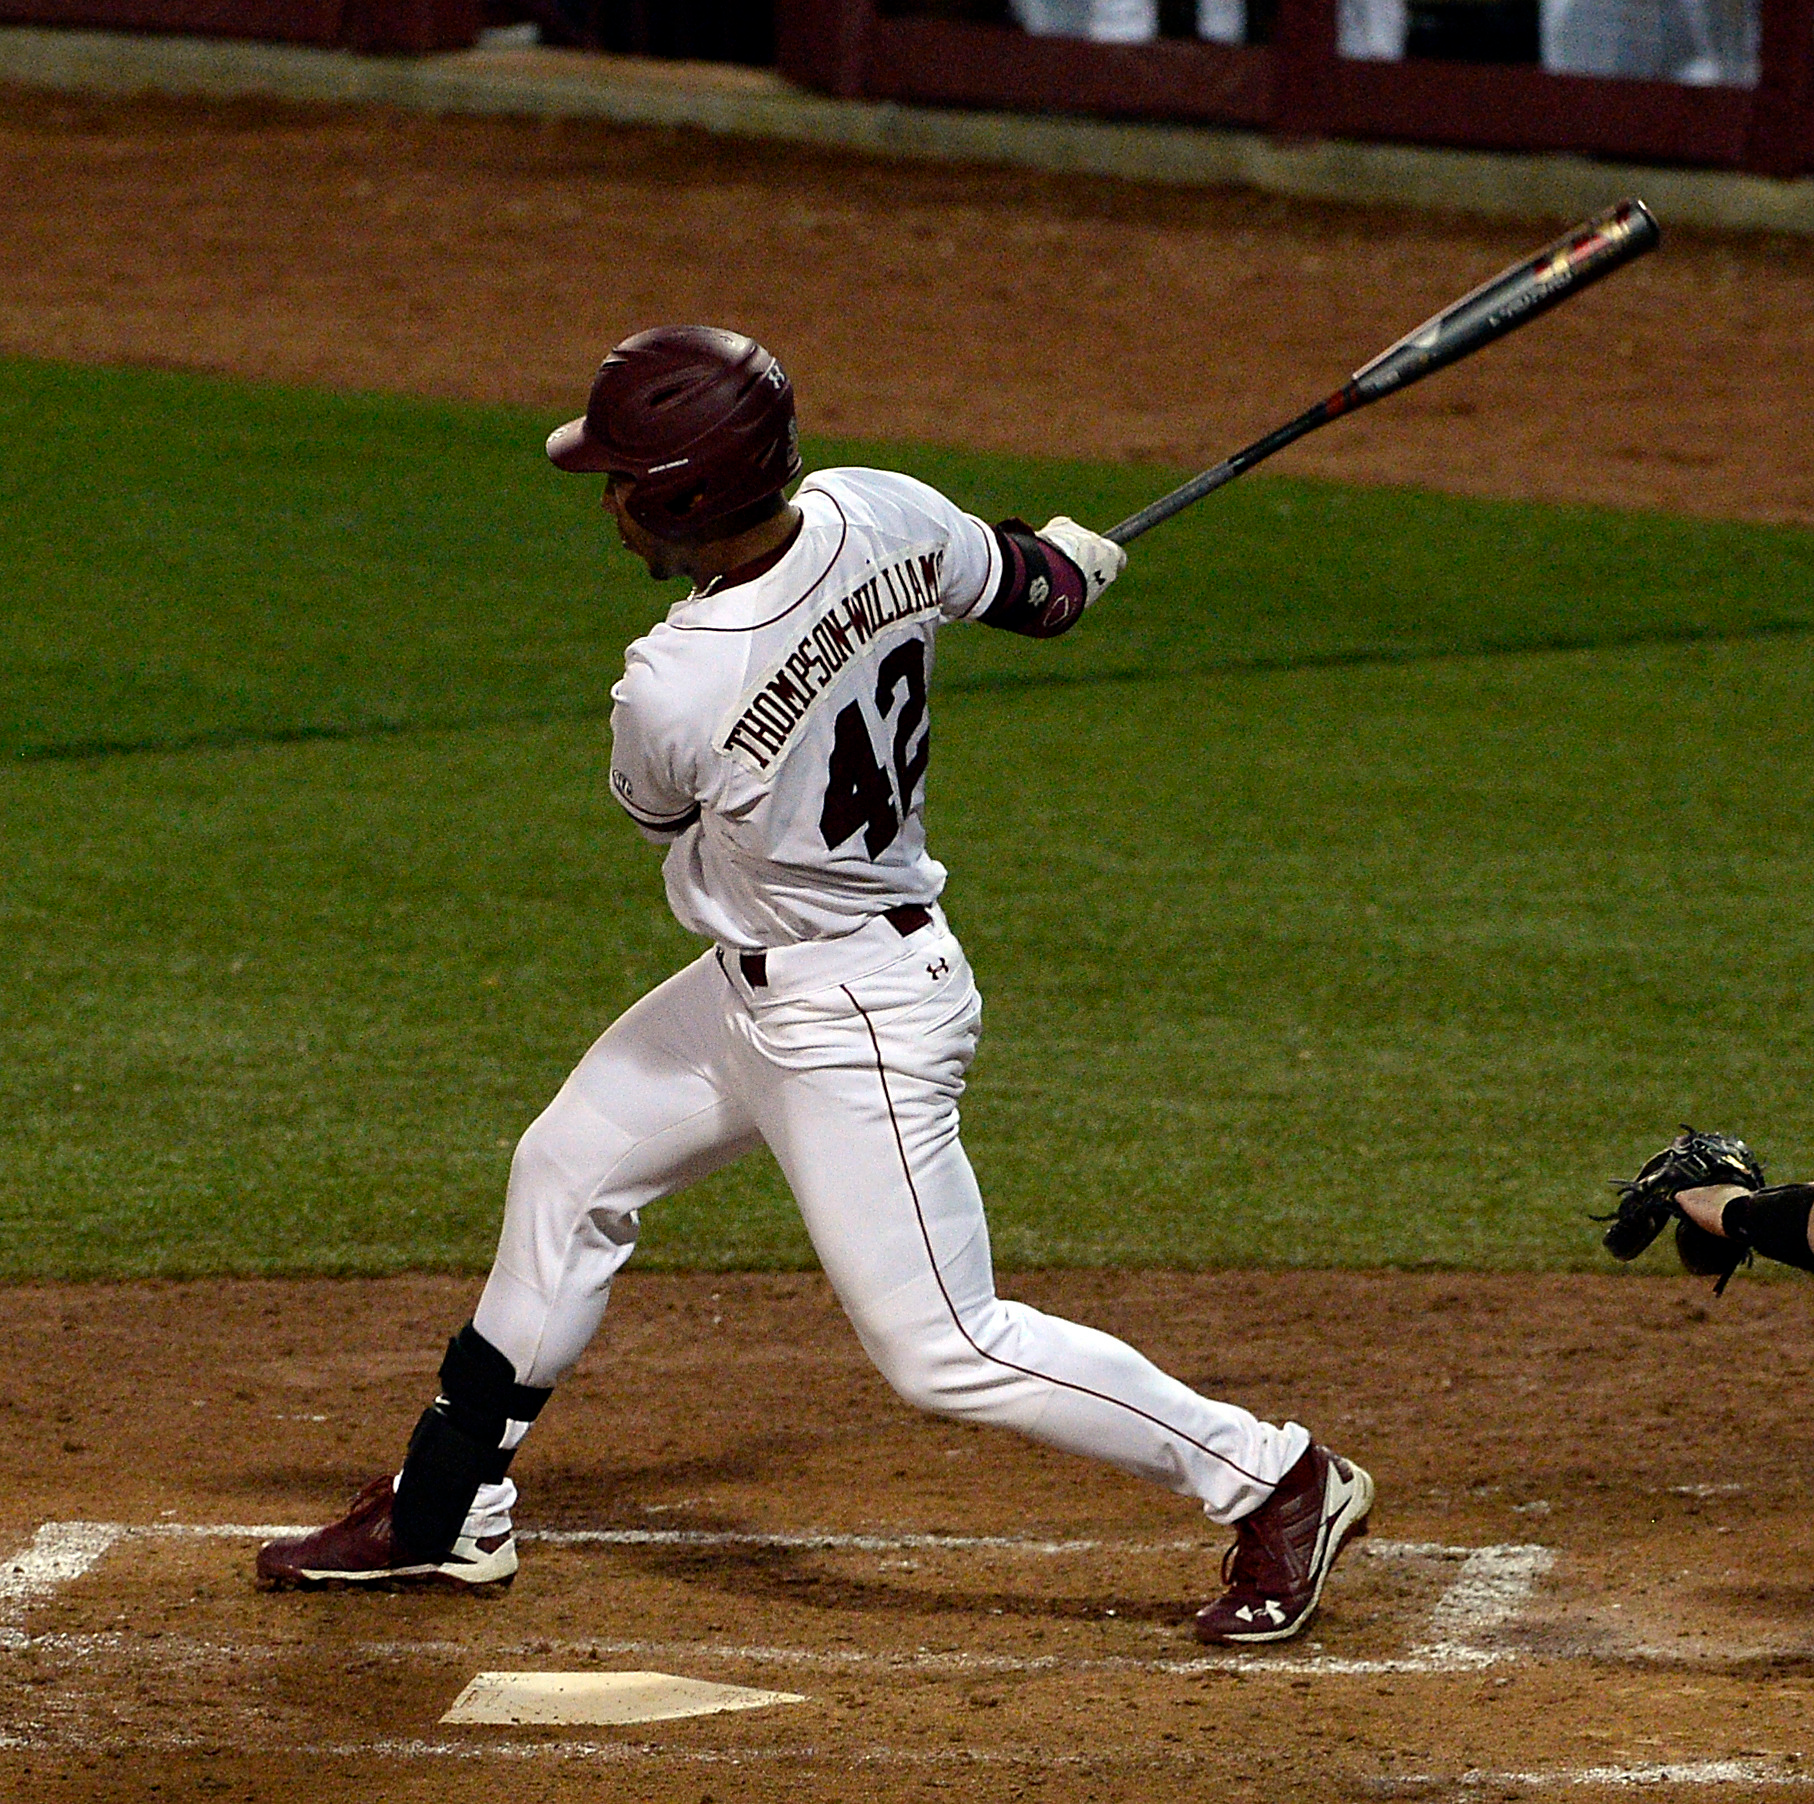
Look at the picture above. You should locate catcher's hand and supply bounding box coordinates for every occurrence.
[1598,1126,1764,1280]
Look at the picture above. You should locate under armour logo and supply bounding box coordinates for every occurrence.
[1234,1600,1287,1625]
[927,958,950,980]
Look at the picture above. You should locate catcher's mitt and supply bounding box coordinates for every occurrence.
[1673,1215,1748,1292]
[1598,1127,1764,1289]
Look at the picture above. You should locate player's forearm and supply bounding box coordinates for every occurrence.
[1711,1184,1814,1268]
[1677,1180,1814,1269]
[1674,1184,1754,1235]
[979,515,1125,638]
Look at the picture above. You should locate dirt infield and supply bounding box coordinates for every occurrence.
[4,1270,1814,1802]
[6,79,1814,1801]
[1,84,1811,525]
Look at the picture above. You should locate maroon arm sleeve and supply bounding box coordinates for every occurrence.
[977,518,1090,639]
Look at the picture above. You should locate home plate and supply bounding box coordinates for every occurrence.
[441,1670,807,1726]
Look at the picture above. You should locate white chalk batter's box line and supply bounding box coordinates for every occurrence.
[7,1527,1808,1788]
[0,1519,1547,1676]
[0,1724,1809,1791]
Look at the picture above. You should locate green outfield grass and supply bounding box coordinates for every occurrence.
[4,356,1812,1280]
[7,356,1812,759]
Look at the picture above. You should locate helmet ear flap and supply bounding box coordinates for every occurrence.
[628,485,788,546]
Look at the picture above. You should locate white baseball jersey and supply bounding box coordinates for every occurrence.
[462,459,1310,1546]
[607,467,1003,951]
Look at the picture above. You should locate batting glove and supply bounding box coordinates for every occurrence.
[1039,516,1126,606]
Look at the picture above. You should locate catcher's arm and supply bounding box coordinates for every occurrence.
[1675,1185,1755,1235]
[1597,1127,1764,1294]
[1676,1182,1814,1289]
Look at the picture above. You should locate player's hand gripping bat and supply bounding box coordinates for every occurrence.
[1104,197,1660,546]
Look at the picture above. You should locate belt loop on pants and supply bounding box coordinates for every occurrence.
[884,903,932,938]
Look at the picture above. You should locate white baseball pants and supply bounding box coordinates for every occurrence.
[470,907,1307,1525]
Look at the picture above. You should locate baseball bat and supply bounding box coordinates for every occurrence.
[1104,197,1660,546]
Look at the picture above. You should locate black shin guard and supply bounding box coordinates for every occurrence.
[1723,1184,1814,1273]
[391,1323,552,1564]
[391,1404,495,1565]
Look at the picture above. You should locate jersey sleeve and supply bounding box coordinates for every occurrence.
[813,468,1000,623]
[608,646,702,843]
[934,502,1002,622]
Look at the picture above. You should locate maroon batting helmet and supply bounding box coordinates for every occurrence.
[546,326,802,543]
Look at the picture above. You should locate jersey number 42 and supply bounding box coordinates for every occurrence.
[819,639,929,858]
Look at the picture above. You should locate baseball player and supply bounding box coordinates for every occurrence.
[257,326,1374,1645]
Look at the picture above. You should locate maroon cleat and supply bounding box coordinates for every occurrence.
[255,1475,517,1591]
[1192,1442,1374,1644]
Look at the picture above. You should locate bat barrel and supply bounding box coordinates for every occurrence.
[1349,197,1659,404]
[1098,198,1659,551]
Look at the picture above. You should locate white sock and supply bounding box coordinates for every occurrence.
[460,1478,517,1542]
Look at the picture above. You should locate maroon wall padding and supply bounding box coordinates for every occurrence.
[778,0,1814,176]
[1271,0,1338,138]
[1747,0,1814,175]
[340,0,480,53]
[1328,61,1755,168]
[0,2,344,41]
[860,17,1273,127]
[775,0,871,98]
[0,0,483,50]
